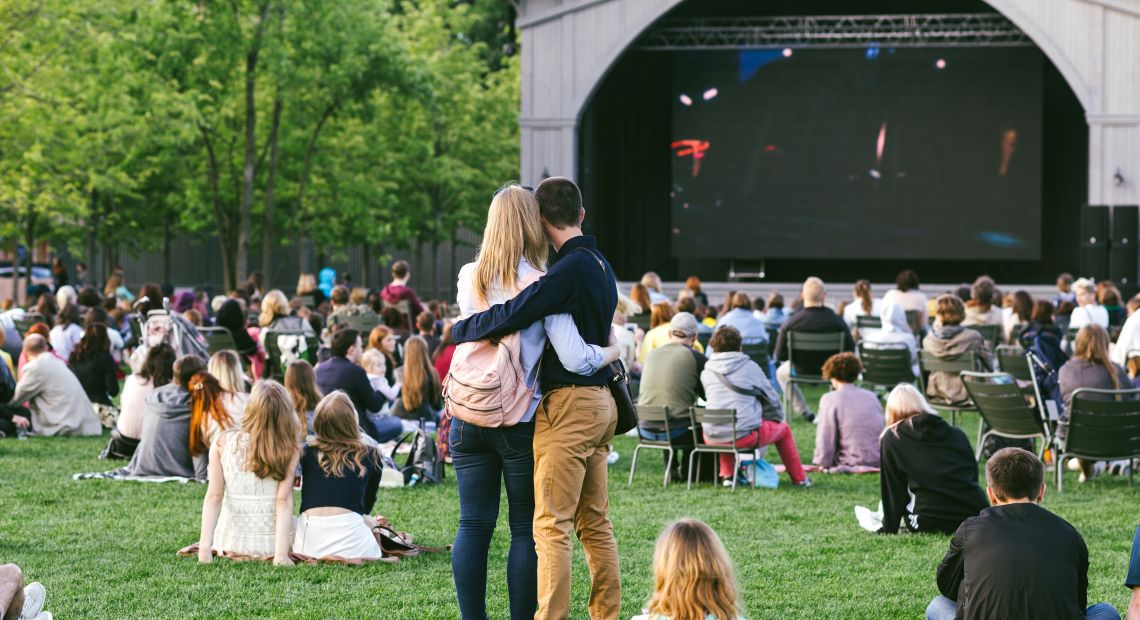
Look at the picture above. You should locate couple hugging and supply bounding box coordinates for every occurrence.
[447,177,627,620]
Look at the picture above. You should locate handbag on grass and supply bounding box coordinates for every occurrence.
[607,360,637,435]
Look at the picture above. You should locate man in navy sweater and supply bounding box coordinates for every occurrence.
[315,328,403,443]
[452,177,621,620]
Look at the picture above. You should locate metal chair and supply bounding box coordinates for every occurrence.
[783,331,847,415]
[686,407,758,491]
[966,324,1001,350]
[1057,388,1140,491]
[198,326,238,356]
[383,299,413,331]
[855,315,882,330]
[13,313,44,336]
[630,313,652,333]
[765,324,780,356]
[292,295,315,309]
[918,350,981,426]
[741,343,771,379]
[962,372,1050,462]
[857,342,915,393]
[342,314,381,334]
[263,330,320,381]
[996,345,1033,382]
[1009,323,1026,346]
[628,406,679,488]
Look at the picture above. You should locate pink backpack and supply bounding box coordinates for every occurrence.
[442,271,541,428]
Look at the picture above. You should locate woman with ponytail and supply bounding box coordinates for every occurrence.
[842,279,882,328]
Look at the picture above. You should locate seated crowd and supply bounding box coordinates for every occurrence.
[12,258,1140,619]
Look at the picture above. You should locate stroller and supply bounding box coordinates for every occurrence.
[128,296,209,372]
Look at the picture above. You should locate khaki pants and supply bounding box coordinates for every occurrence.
[533,386,621,620]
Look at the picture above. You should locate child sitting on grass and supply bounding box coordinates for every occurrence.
[632,519,746,620]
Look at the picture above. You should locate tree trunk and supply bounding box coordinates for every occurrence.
[261,96,282,288]
[237,2,273,289]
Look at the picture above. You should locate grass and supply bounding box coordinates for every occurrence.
[1,386,1137,619]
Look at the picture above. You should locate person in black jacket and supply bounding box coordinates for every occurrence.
[68,323,119,406]
[926,448,1120,620]
[315,328,403,443]
[773,277,855,422]
[877,384,988,535]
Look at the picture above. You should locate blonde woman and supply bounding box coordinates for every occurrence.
[877,384,987,535]
[208,350,250,423]
[293,391,384,560]
[197,380,300,565]
[633,519,744,620]
[257,289,314,349]
[449,183,621,620]
[284,360,322,436]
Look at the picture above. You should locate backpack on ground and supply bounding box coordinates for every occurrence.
[389,427,443,485]
[442,271,541,428]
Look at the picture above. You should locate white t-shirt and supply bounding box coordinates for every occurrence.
[1068,304,1109,330]
[842,298,883,327]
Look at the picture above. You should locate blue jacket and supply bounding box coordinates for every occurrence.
[451,235,617,390]
[316,356,385,440]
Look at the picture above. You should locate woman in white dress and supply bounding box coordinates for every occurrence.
[197,380,300,564]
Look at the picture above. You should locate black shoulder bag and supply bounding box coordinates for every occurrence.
[578,247,637,435]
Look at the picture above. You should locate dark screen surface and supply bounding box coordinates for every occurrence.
[670,47,1043,260]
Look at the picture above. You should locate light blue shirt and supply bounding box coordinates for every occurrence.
[457,261,605,422]
[715,308,769,344]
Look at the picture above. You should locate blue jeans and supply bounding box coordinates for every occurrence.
[370,414,404,443]
[449,419,537,620]
[926,595,1119,620]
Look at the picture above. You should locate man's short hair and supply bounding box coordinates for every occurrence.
[416,311,434,333]
[391,260,410,279]
[330,285,350,306]
[935,294,966,326]
[731,292,751,311]
[802,277,825,304]
[675,297,696,314]
[534,177,582,229]
[331,328,361,358]
[23,334,46,356]
[822,352,862,384]
[349,288,367,305]
[986,447,1045,501]
[709,326,742,353]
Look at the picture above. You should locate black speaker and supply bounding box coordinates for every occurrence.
[1080,205,1110,279]
[1110,205,1139,286]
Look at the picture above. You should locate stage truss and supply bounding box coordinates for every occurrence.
[636,13,1032,50]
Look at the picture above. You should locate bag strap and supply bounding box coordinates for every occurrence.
[708,369,780,410]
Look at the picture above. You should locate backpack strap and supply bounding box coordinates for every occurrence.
[707,369,780,411]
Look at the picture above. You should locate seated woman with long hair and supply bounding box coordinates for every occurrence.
[197,380,300,564]
[632,519,744,620]
[293,391,384,561]
[389,336,442,422]
[208,350,249,420]
[126,355,208,480]
[188,371,240,479]
[284,360,322,437]
[367,325,400,385]
[67,323,119,406]
[110,343,176,459]
[1058,324,1132,482]
[877,384,988,534]
[922,295,994,404]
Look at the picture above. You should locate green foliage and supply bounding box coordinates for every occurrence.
[0,0,520,289]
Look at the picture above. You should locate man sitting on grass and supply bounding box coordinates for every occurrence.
[926,447,1120,620]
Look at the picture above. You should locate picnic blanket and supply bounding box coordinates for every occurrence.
[774,464,880,474]
[73,468,202,484]
[177,515,447,564]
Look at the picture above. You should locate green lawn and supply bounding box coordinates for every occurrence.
[1,387,1136,619]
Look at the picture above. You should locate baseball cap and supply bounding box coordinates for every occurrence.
[669,312,699,338]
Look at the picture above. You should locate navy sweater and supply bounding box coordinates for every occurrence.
[451,235,617,390]
[315,356,385,440]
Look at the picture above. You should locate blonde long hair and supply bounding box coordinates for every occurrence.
[208,350,245,394]
[242,380,300,481]
[284,360,322,433]
[471,184,548,305]
[646,519,741,620]
[401,335,441,412]
[883,383,937,432]
[259,289,290,327]
[1074,324,1120,390]
[309,391,376,478]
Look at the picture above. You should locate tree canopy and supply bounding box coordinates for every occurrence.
[0,0,519,291]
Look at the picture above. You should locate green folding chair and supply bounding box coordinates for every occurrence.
[1057,388,1140,491]
[783,331,847,416]
[962,372,1050,462]
[686,407,758,492]
[741,343,771,379]
[198,326,239,356]
[918,350,981,426]
[996,345,1032,382]
[966,324,1001,350]
[855,315,882,330]
[628,406,679,488]
[857,342,915,393]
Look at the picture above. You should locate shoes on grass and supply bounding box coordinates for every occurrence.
[606,450,620,465]
[1067,458,1082,472]
[793,477,813,488]
[20,582,45,620]
[802,412,816,424]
